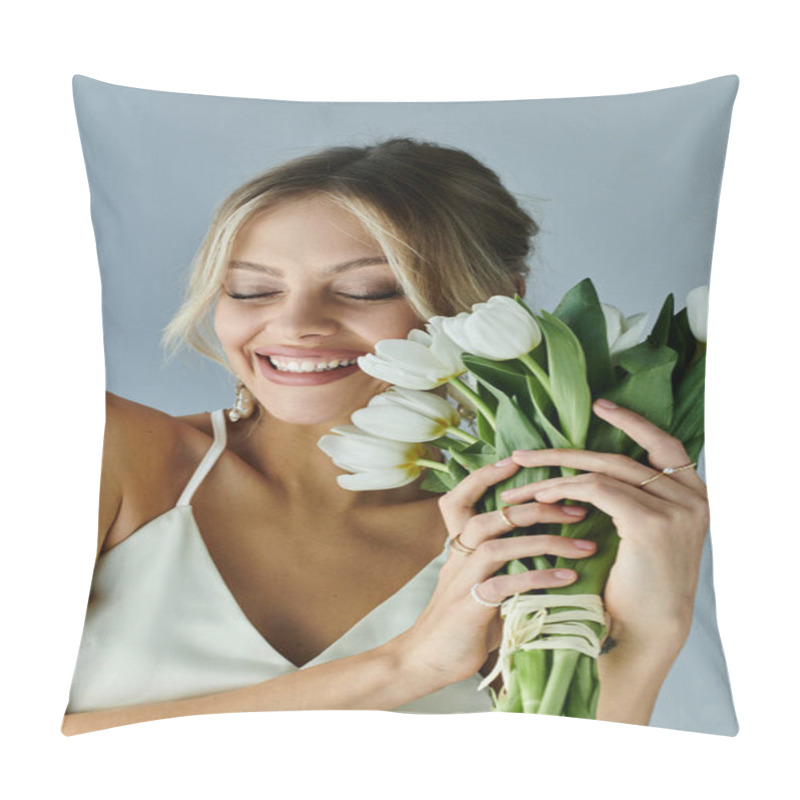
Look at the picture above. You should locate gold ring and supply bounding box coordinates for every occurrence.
[500,506,516,530]
[450,533,477,555]
[639,461,697,487]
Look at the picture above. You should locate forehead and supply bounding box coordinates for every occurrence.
[231,196,381,264]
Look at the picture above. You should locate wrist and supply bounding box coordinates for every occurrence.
[383,630,459,698]
[595,630,684,725]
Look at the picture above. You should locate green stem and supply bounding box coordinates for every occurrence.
[448,377,497,429]
[518,353,552,397]
[565,653,597,719]
[517,649,547,714]
[537,649,581,716]
[415,458,450,473]
[588,657,602,719]
[444,426,480,445]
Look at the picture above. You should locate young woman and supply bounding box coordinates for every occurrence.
[62,138,709,734]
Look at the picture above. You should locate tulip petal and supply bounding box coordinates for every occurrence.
[601,304,623,350]
[611,312,649,355]
[317,431,412,471]
[374,339,442,370]
[357,354,439,390]
[352,406,443,442]
[337,468,421,491]
[687,285,709,343]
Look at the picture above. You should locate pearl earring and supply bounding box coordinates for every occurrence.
[228,381,255,422]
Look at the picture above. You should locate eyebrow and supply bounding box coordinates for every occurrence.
[228,256,389,277]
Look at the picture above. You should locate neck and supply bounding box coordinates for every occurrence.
[228,409,436,513]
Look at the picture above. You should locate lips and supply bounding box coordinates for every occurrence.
[255,352,364,386]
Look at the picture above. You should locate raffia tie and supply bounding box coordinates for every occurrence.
[477,593,609,692]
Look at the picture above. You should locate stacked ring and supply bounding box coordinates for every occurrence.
[639,462,697,487]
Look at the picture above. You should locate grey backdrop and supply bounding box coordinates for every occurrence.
[73,74,739,735]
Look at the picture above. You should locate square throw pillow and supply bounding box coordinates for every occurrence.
[64,75,739,736]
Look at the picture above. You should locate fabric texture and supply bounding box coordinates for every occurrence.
[69,75,739,734]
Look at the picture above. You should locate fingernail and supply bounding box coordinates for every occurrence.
[554,569,575,580]
[595,399,617,409]
[573,540,596,550]
[512,450,531,456]
[493,458,513,467]
[562,506,586,517]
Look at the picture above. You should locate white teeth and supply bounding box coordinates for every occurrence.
[267,356,358,373]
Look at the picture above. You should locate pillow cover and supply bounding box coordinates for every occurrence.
[66,74,739,735]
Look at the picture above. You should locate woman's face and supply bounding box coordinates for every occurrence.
[215,195,425,426]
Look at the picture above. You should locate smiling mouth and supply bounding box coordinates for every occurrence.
[263,355,361,373]
[255,354,364,386]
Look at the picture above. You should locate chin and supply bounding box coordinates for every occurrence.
[250,372,389,427]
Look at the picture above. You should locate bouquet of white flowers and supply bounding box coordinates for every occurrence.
[318,278,708,717]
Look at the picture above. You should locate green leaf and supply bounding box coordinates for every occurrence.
[475,380,498,447]
[647,294,675,347]
[447,457,469,485]
[525,375,572,450]
[461,354,535,420]
[448,439,498,471]
[482,391,552,491]
[552,278,615,396]
[419,468,454,493]
[670,352,705,447]
[492,389,549,458]
[587,342,677,460]
[668,308,695,383]
[538,312,592,449]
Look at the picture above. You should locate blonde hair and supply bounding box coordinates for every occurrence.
[162,138,539,367]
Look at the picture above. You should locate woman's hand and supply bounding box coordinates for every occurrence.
[396,458,598,690]
[503,399,710,665]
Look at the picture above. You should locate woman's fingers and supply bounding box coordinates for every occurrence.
[505,448,686,503]
[473,567,583,604]
[465,532,597,568]
[456,500,587,548]
[591,400,705,493]
[437,458,520,539]
[508,471,705,548]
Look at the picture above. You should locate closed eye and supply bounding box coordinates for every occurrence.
[340,291,403,301]
[225,290,403,302]
[225,291,280,301]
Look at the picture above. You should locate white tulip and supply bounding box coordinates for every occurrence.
[317,425,441,491]
[601,303,650,357]
[438,295,542,360]
[351,386,465,443]
[686,285,709,343]
[357,319,467,390]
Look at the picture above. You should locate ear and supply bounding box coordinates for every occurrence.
[511,273,527,298]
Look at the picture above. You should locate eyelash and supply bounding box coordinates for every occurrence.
[225,290,402,302]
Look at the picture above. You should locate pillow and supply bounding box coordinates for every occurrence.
[65,74,739,735]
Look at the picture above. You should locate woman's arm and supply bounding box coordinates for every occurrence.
[62,638,433,735]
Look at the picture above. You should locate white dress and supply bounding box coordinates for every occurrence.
[66,409,492,714]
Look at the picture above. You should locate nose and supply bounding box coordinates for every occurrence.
[267,292,340,341]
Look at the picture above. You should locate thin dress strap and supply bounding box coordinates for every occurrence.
[176,409,228,507]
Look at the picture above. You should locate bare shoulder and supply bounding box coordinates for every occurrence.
[104,392,185,461]
[99,393,213,555]
[175,409,217,438]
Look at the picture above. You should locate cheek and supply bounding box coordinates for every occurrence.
[214,302,253,356]
[367,304,426,341]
